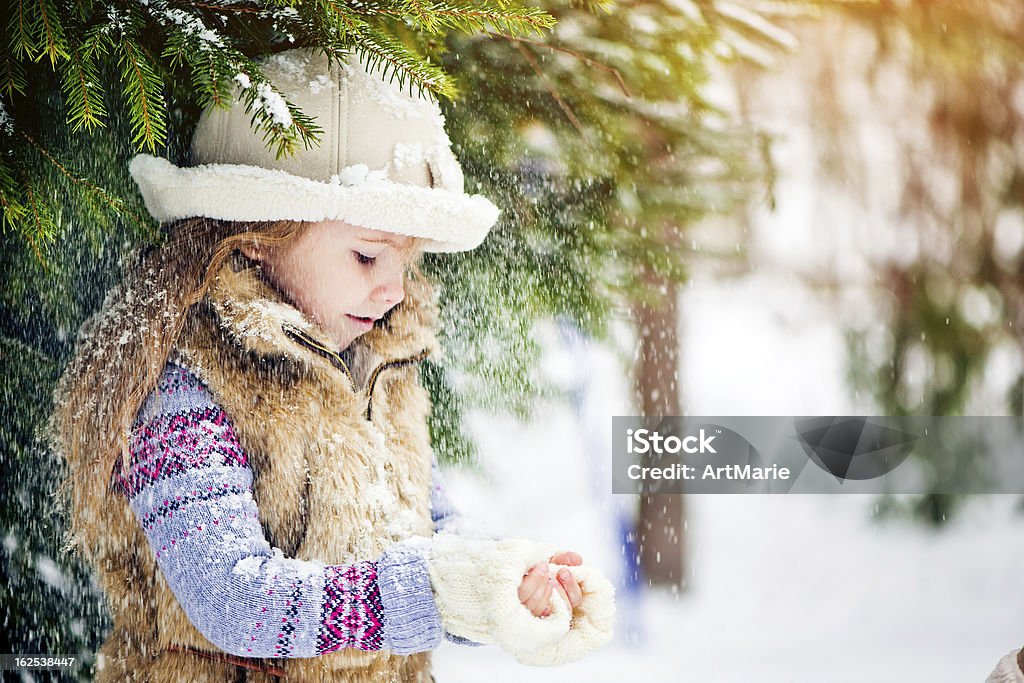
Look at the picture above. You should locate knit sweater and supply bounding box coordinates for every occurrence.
[112,360,464,658]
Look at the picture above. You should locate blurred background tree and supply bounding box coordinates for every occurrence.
[852,0,1024,524]
[1,0,789,675]
[734,1,1024,525]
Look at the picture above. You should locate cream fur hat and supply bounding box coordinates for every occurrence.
[128,48,500,252]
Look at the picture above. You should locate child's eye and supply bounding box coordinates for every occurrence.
[354,251,376,265]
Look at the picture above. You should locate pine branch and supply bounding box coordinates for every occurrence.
[359,32,455,99]
[488,31,632,97]
[0,102,26,232]
[153,4,323,158]
[0,49,27,97]
[296,3,448,97]
[258,91,325,160]
[151,4,322,157]
[2,131,151,262]
[69,0,97,22]
[566,0,613,13]
[7,0,35,59]
[153,4,227,49]
[310,0,375,44]
[201,56,235,110]
[317,17,458,100]
[29,0,70,65]
[233,67,325,159]
[514,40,582,133]
[0,153,28,231]
[162,27,236,108]
[187,1,266,14]
[61,47,108,131]
[394,0,555,38]
[116,40,168,151]
[147,2,237,111]
[21,131,145,227]
[12,161,53,264]
[329,0,555,38]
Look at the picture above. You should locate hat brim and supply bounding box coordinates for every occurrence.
[128,154,500,253]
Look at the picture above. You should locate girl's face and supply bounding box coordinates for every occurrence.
[243,220,416,352]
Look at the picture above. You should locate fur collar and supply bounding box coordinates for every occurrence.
[203,250,440,388]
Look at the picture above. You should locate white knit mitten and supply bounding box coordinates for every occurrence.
[421,533,570,652]
[986,649,1024,683]
[511,562,615,666]
[420,533,615,665]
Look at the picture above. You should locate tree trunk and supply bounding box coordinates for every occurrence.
[632,266,688,588]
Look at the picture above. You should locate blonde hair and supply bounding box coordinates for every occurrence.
[50,217,309,558]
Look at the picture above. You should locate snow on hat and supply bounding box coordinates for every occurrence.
[128,48,500,253]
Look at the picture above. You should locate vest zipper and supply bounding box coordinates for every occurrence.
[364,349,431,421]
[281,324,430,421]
[281,325,356,391]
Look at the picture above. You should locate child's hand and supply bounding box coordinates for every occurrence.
[517,551,585,618]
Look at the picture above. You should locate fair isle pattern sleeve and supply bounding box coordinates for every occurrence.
[113,362,443,658]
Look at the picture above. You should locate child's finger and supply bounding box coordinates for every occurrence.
[524,579,553,615]
[549,551,583,566]
[517,563,548,602]
[556,568,583,609]
[519,567,549,609]
[550,577,571,614]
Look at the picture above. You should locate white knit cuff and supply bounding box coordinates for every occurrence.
[423,533,569,652]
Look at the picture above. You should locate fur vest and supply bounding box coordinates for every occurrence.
[96,251,441,682]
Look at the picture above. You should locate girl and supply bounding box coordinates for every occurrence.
[50,48,614,682]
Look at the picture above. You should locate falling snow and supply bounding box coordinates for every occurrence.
[35,556,68,592]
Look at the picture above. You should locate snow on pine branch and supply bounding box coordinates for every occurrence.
[230,64,321,156]
[137,0,227,50]
[134,0,312,151]
[161,8,226,47]
[251,80,294,128]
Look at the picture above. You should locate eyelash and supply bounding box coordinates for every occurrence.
[354,251,377,266]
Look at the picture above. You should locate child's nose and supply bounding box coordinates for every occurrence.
[374,269,405,307]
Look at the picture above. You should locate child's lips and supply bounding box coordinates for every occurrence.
[346,314,376,331]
